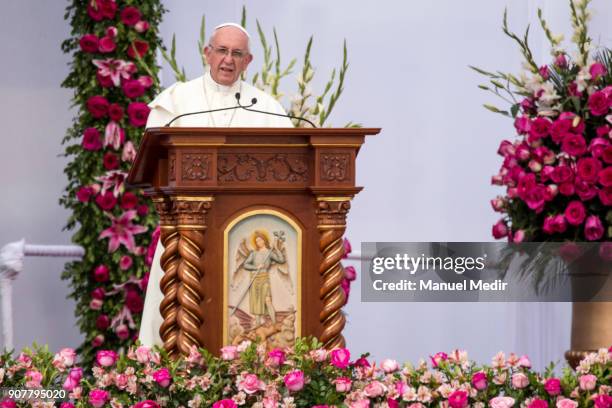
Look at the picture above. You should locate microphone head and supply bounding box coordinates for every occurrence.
[251,98,257,104]
[235,92,241,101]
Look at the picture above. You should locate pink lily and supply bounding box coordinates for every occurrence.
[96,170,127,197]
[92,58,136,87]
[98,210,147,253]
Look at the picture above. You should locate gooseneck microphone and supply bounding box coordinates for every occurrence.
[164,97,257,126]
[234,93,317,128]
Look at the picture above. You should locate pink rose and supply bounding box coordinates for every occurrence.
[115,323,130,340]
[575,179,597,201]
[120,192,138,210]
[448,390,468,408]
[25,369,42,388]
[106,26,118,38]
[91,334,104,347]
[527,399,548,408]
[60,403,75,408]
[381,358,399,373]
[118,255,133,270]
[135,21,150,33]
[96,350,118,367]
[134,345,151,363]
[97,72,114,88]
[122,141,137,163]
[103,152,119,170]
[89,298,103,310]
[334,377,352,392]
[108,103,124,121]
[220,345,238,360]
[562,134,587,157]
[0,399,16,408]
[212,400,237,408]
[589,138,610,159]
[584,215,604,241]
[283,370,305,392]
[76,186,94,202]
[577,158,602,183]
[544,378,562,396]
[122,79,145,99]
[556,399,578,408]
[88,389,109,408]
[87,0,117,21]
[511,372,529,389]
[152,367,172,387]
[238,373,265,394]
[512,229,526,243]
[514,116,531,135]
[330,348,350,369]
[53,347,77,369]
[134,401,160,408]
[95,191,117,211]
[91,288,105,300]
[63,367,83,391]
[578,374,597,391]
[121,6,141,26]
[125,290,144,313]
[267,349,285,366]
[363,380,386,398]
[565,201,586,226]
[472,371,488,391]
[344,265,357,281]
[79,34,99,53]
[599,167,612,187]
[492,219,508,239]
[82,128,102,151]
[98,36,116,53]
[599,186,612,205]
[593,394,612,408]
[490,397,515,408]
[86,96,109,118]
[529,117,551,141]
[311,348,328,362]
[518,355,531,368]
[127,102,150,127]
[588,91,610,117]
[93,265,109,282]
[590,62,607,80]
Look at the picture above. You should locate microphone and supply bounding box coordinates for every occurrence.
[164,97,257,126]
[234,93,317,128]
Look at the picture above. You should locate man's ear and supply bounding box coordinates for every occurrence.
[203,45,211,60]
[244,53,253,67]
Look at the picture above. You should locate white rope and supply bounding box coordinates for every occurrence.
[0,240,84,350]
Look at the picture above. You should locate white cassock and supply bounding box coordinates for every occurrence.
[139,70,292,347]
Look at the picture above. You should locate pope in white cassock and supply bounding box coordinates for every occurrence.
[139,22,292,347]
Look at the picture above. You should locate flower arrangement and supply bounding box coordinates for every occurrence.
[473,0,611,242]
[60,0,165,366]
[0,341,610,408]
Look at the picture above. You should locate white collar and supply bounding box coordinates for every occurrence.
[203,69,241,95]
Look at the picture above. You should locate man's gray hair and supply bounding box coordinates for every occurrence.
[209,22,251,52]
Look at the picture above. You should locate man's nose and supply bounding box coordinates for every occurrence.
[222,53,235,64]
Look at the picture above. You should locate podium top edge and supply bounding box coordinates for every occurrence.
[144,127,381,136]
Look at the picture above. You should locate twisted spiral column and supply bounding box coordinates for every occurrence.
[174,197,213,356]
[316,197,351,349]
[152,197,180,358]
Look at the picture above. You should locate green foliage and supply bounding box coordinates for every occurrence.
[61,0,166,368]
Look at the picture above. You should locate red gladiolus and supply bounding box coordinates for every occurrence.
[127,40,149,59]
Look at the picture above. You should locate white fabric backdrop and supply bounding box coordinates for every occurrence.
[0,0,610,368]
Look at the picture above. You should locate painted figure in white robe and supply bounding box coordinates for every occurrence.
[139,22,292,347]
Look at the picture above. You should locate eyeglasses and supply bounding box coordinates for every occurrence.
[208,45,248,60]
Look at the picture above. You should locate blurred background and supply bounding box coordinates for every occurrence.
[1,0,610,368]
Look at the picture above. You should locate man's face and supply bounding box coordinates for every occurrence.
[204,27,252,86]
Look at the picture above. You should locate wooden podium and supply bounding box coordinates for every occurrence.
[128,127,379,357]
